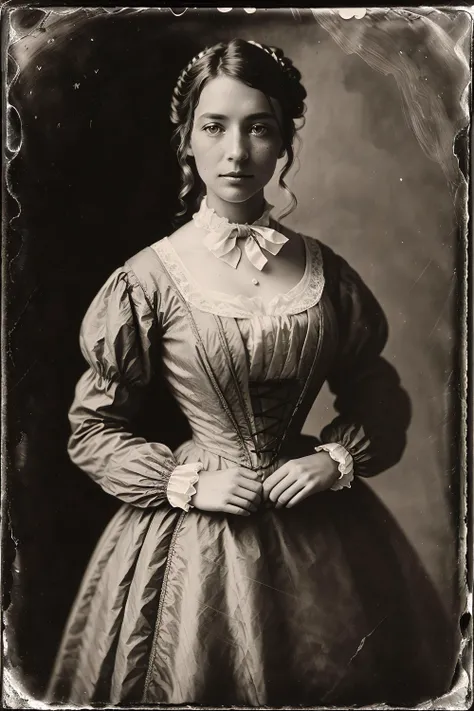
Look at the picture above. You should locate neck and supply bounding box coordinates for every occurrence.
[205,191,266,224]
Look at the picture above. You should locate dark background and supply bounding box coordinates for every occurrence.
[3,6,470,700]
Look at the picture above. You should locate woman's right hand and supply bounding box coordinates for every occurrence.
[191,467,262,516]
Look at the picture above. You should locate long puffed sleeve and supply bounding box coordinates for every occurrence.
[319,245,411,478]
[68,266,179,507]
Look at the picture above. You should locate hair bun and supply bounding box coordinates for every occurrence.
[263,44,306,117]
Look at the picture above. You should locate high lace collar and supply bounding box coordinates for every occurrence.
[192,197,289,271]
[193,197,274,232]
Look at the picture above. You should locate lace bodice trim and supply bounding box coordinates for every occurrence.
[151,234,325,318]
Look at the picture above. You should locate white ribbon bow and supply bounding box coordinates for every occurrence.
[193,198,289,271]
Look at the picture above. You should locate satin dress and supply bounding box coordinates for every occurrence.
[46,227,453,706]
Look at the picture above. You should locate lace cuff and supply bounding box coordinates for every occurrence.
[315,443,354,491]
[166,462,203,512]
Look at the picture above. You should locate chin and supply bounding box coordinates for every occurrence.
[216,185,262,204]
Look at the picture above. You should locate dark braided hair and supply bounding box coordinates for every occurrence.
[170,39,307,219]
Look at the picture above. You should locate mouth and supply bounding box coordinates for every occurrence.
[220,173,254,182]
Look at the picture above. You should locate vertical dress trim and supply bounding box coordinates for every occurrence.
[214,315,257,465]
[142,510,187,702]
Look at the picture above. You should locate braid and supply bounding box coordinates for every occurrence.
[170,47,212,126]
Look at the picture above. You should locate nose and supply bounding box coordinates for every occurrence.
[226,127,249,163]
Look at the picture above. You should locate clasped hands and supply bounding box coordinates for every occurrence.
[191,452,340,517]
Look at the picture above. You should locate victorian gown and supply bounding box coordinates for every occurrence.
[46,218,454,706]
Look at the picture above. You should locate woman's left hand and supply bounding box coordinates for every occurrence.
[262,452,340,509]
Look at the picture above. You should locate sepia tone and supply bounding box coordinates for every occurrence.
[2,6,471,709]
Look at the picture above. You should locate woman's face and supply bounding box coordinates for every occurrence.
[189,75,284,216]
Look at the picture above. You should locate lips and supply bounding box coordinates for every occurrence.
[220,174,253,186]
[220,172,253,178]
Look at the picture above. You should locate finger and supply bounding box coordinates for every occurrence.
[268,472,300,503]
[231,494,258,512]
[237,467,260,481]
[224,503,251,517]
[236,486,262,506]
[238,476,263,494]
[275,480,305,508]
[262,463,291,495]
[285,488,310,509]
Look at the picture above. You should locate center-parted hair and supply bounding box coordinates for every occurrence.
[170,39,307,219]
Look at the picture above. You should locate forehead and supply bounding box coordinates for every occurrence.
[194,75,280,119]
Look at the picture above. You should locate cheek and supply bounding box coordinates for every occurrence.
[189,130,199,158]
[255,143,281,169]
[190,136,209,171]
[192,132,220,159]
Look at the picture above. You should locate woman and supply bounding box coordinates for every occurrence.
[47,39,452,706]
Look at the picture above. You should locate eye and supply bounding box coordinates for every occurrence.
[203,123,224,136]
[250,124,270,137]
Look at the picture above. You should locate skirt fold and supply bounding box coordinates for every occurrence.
[47,459,456,706]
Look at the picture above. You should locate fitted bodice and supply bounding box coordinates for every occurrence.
[150,236,333,475]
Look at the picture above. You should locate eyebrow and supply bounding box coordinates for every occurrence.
[197,112,278,122]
